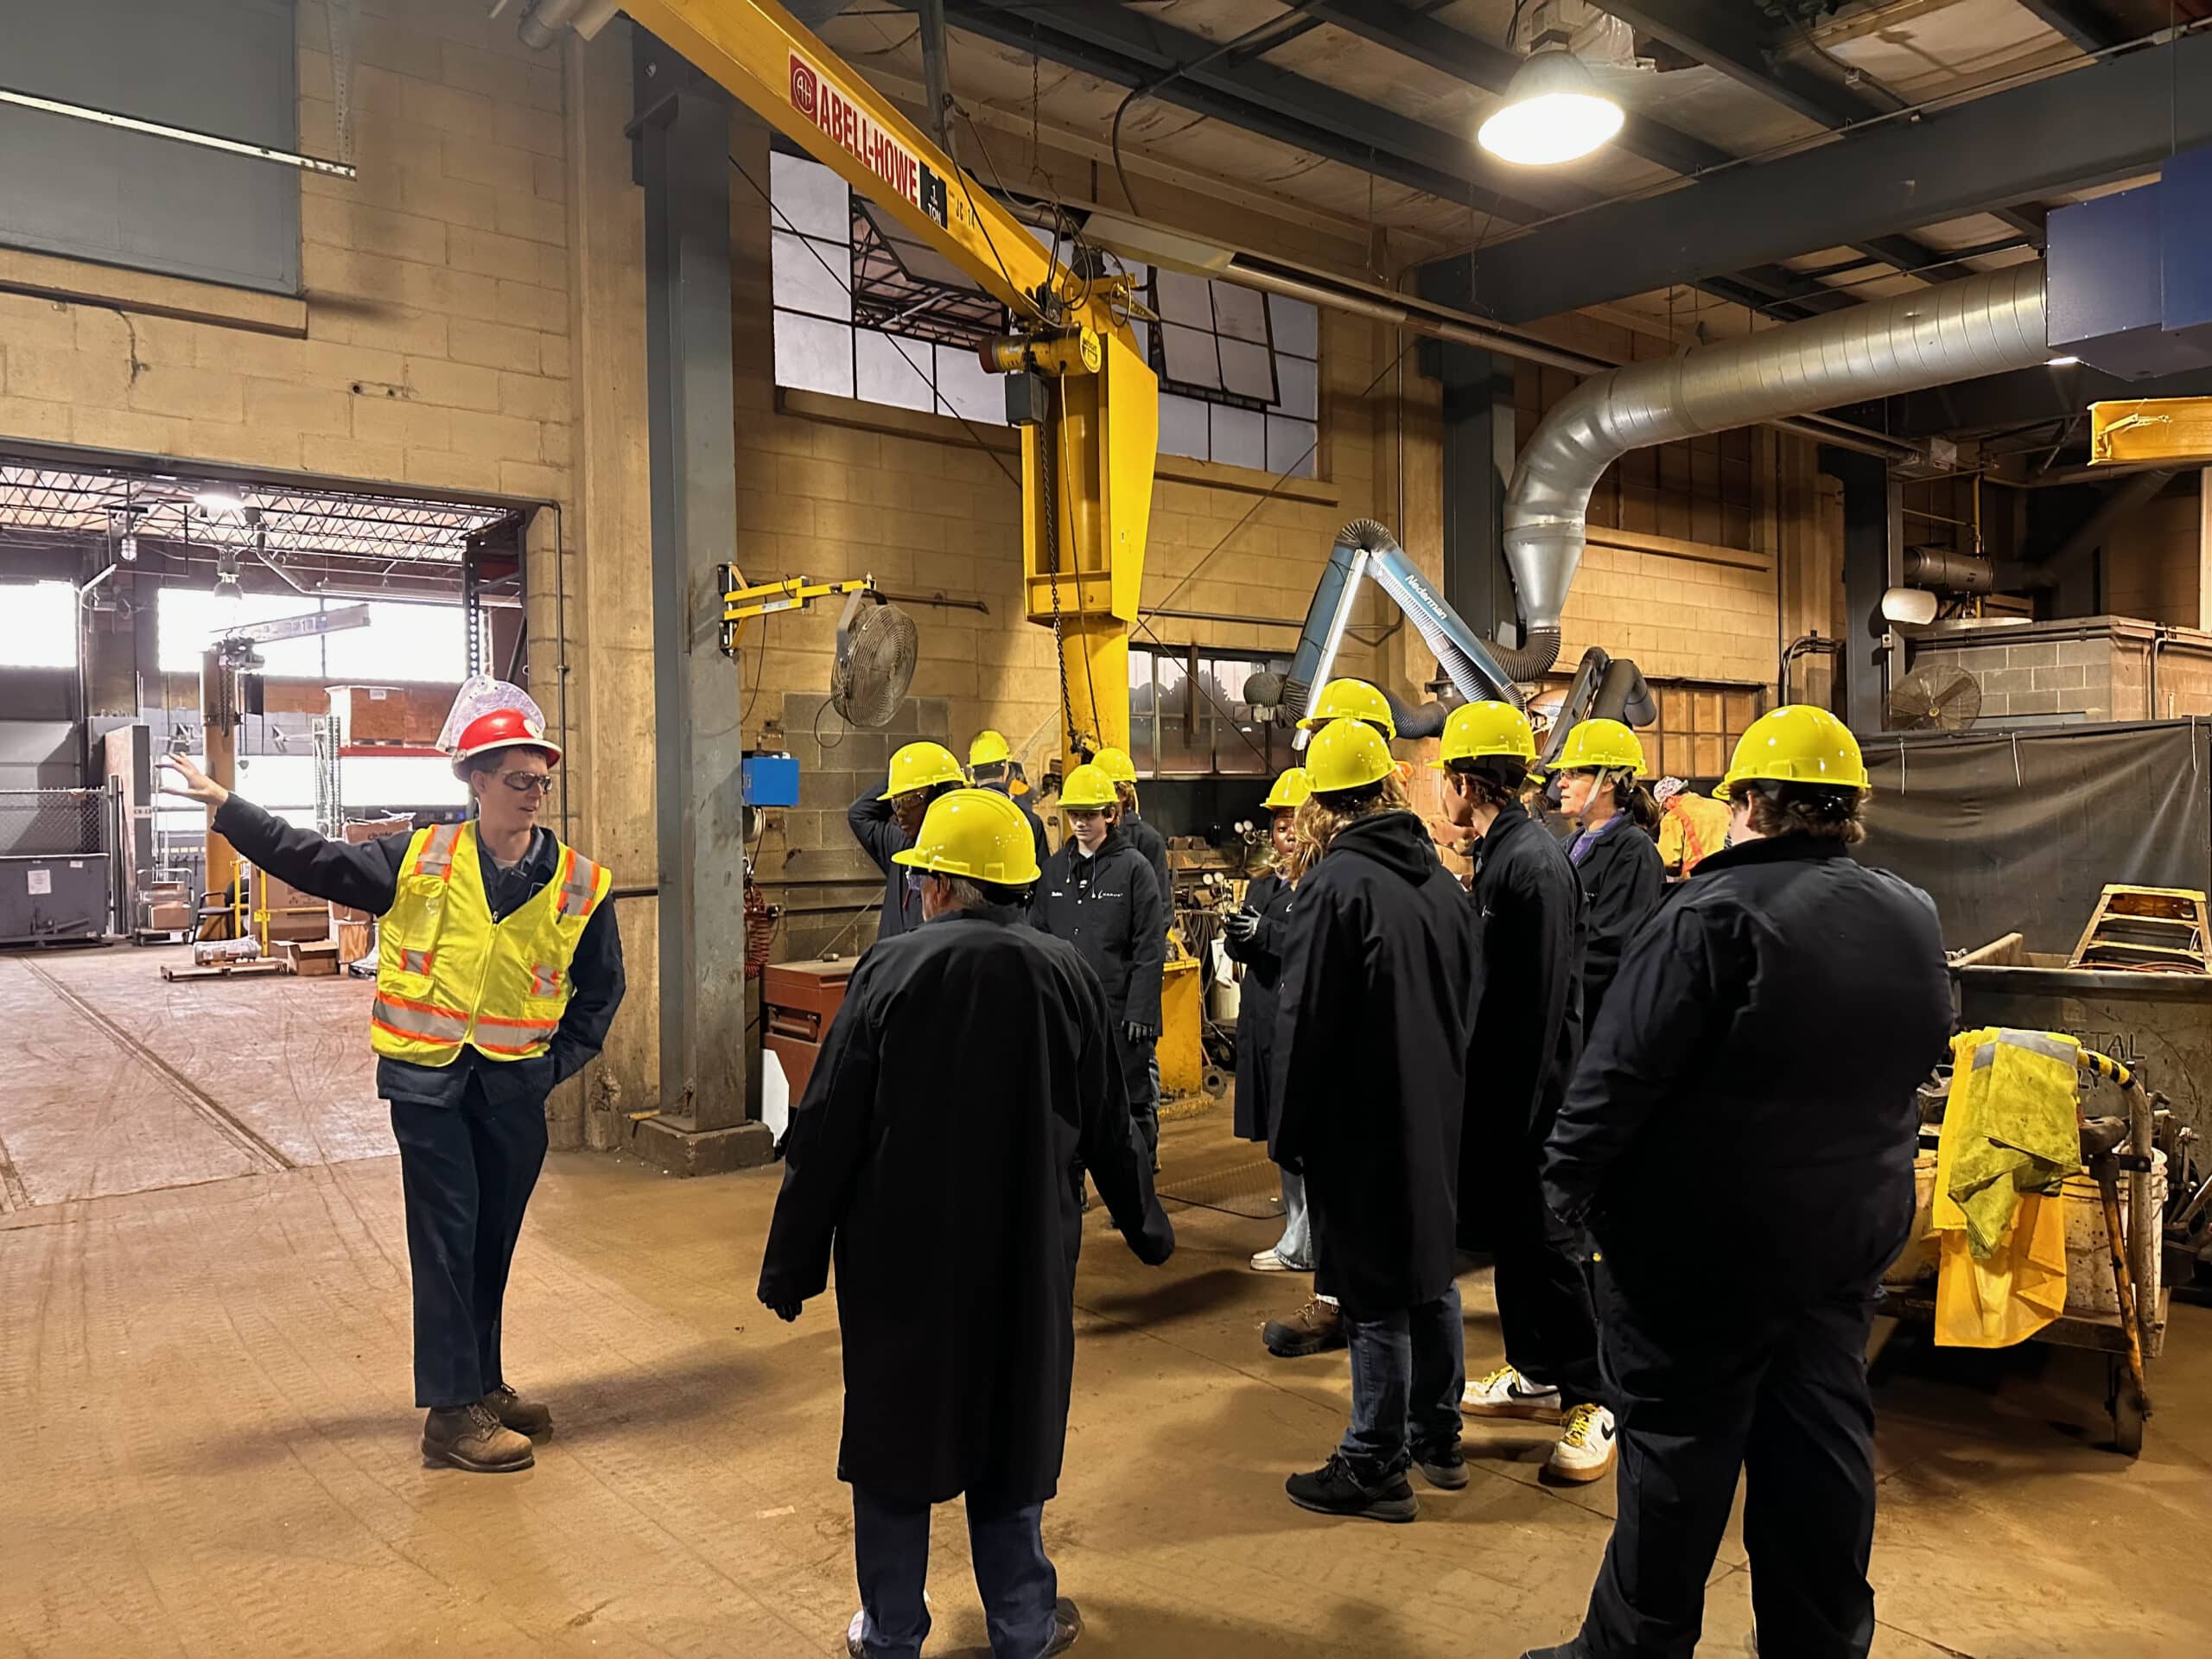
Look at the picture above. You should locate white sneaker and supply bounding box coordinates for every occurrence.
[1460,1363,1564,1422]
[1250,1248,1293,1272]
[1544,1402,1618,1484]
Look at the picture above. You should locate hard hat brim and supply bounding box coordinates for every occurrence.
[451,734,563,772]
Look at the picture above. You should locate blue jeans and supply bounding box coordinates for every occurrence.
[852,1486,1058,1659]
[1274,1168,1314,1270]
[1338,1285,1467,1484]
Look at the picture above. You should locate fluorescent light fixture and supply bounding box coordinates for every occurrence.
[2047,355,2080,366]
[195,488,248,517]
[1478,48,1624,166]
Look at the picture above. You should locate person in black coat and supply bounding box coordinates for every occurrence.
[1223,766,1311,1273]
[759,789,1173,1659]
[968,728,1051,874]
[1032,764,1168,1169]
[847,741,968,944]
[1436,702,1610,1485]
[1549,718,1667,1036]
[1090,746,1171,905]
[1270,721,1479,1524]
[1524,708,1952,1659]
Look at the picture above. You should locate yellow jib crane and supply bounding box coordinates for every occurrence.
[625,0,1159,772]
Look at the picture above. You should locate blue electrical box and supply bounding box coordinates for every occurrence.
[743,753,800,808]
[2046,144,2212,379]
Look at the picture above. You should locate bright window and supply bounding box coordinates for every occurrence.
[156,588,484,681]
[0,580,77,669]
[1128,645,1289,779]
[767,153,1321,474]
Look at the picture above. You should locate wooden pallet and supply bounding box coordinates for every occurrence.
[2069,884,2211,974]
[161,957,289,982]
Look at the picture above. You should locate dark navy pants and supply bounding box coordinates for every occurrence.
[1338,1285,1466,1483]
[390,1075,549,1408]
[851,1486,1057,1659]
[1575,1262,1882,1659]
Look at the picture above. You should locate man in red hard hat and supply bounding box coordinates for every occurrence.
[160,683,625,1475]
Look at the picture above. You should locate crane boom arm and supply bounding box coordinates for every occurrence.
[615,0,1157,770]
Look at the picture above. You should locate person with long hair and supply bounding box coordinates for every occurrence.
[1439,702,1611,1485]
[1269,721,1479,1522]
[1224,766,1313,1274]
[1525,708,1950,1659]
[1548,719,1666,1038]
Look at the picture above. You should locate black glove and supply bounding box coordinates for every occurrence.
[1222,906,1260,943]
[760,1288,804,1323]
[1122,1020,1158,1045]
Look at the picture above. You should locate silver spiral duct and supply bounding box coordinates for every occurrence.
[1501,263,2050,678]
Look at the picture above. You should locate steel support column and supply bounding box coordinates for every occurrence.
[1823,448,1901,734]
[1419,255,1520,650]
[637,34,748,1139]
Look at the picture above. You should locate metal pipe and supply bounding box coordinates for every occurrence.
[1224,263,1919,461]
[1503,264,2050,678]
[518,0,588,50]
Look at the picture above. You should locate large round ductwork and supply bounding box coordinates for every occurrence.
[1499,264,2050,678]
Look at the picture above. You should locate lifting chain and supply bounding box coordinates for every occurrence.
[1039,378,1083,757]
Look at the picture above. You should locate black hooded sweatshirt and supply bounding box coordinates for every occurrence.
[1269,810,1480,1313]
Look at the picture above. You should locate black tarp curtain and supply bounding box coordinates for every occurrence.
[1858,720,2212,954]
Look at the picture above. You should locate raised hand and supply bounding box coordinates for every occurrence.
[157,754,230,809]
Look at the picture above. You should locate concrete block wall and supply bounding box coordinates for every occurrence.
[1909,619,2212,725]
[1557,539,1778,688]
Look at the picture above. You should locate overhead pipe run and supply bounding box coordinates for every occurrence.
[1500,264,2051,678]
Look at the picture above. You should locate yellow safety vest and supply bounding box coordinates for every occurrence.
[370,821,612,1066]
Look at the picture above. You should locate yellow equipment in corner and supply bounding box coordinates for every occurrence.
[620,0,1158,778]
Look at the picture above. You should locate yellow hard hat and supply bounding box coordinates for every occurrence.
[1433,701,1536,768]
[1090,746,1139,785]
[1548,718,1645,775]
[1714,705,1869,799]
[969,729,1012,767]
[1297,677,1396,738]
[880,740,966,800]
[892,788,1041,886]
[1060,763,1119,810]
[1305,719,1395,794]
[1260,766,1312,811]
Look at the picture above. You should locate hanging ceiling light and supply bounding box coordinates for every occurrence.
[213,548,244,604]
[1478,48,1624,166]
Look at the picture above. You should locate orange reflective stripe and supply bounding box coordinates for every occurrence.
[371,995,470,1043]
[401,948,435,975]
[474,1011,562,1035]
[556,849,603,918]
[528,963,562,997]
[414,821,464,880]
[469,1035,554,1056]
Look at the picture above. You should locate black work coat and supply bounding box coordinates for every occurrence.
[848,785,921,944]
[1122,812,1172,911]
[1543,836,1952,1313]
[1031,830,1166,1109]
[1270,812,1479,1313]
[1571,815,1666,1038]
[1460,804,1586,1252]
[1222,870,1294,1142]
[757,906,1175,1508]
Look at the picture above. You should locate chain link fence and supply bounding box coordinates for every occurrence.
[0,789,110,859]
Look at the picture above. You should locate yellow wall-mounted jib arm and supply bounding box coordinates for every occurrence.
[620,0,1159,773]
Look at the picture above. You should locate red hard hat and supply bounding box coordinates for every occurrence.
[452,707,563,771]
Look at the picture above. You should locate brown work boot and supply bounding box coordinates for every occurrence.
[423,1402,535,1472]
[1262,1295,1345,1358]
[484,1383,554,1438]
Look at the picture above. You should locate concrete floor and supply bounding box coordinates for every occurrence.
[5,948,2212,1657]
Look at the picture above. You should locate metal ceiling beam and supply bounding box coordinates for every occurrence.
[901,0,1587,222]
[1314,0,1978,300]
[1592,2,2045,247]
[1453,29,2212,323]
[2013,0,2130,53]
[1825,363,2212,441]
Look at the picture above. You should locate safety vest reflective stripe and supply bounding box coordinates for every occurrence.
[555,848,603,918]
[415,821,465,880]
[370,995,472,1043]
[400,948,435,975]
[528,963,562,997]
